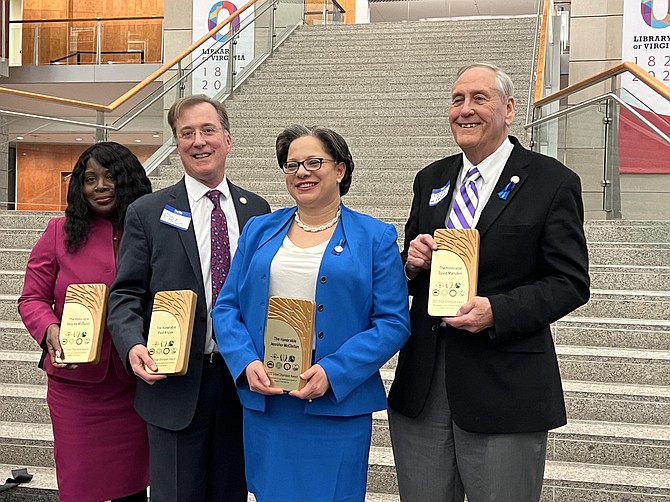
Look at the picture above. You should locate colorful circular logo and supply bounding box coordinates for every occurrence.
[641,0,670,28]
[208,1,241,42]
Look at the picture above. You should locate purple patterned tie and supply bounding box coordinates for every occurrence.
[206,190,231,307]
[447,167,481,229]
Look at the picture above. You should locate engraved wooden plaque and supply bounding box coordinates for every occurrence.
[57,283,109,364]
[427,229,480,317]
[145,290,197,376]
[264,296,315,391]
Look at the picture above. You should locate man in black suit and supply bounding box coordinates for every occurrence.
[388,63,590,502]
[107,95,270,501]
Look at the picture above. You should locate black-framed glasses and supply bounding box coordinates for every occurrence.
[280,158,336,174]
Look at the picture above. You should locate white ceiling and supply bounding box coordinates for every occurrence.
[370,0,541,23]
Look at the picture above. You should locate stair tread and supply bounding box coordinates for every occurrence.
[0,383,47,399]
[0,421,53,441]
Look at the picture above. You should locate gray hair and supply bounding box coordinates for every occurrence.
[456,63,515,99]
[276,125,355,196]
[167,94,231,137]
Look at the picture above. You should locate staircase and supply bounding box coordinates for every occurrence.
[1,19,669,501]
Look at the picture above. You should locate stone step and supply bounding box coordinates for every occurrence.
[554,317,670,351]
[0,230,44,249]
[0,421,54,468]
[0,350,46,385]
[256,54,532,68]
[0,321,35,351]
[0,383,49,424]
[589,265,670,291]
[0,249,31,271]
[0,463,58,501]
[371,411,670,470]
[228,145,453,159]
[277,34,534,49]
[225,132,453,148]
[0,212,56,229]
[585,222,670,244]
[575,290,670,321]
[588,243,670,267]
[366,446,670,500]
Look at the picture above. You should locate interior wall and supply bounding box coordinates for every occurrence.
[16,143,155,211]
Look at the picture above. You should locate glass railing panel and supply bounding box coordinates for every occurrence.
[9,17,164,66]
[610,89,670,220]
[532,102,607,214]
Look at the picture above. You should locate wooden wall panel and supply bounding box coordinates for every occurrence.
[17,143,156,211]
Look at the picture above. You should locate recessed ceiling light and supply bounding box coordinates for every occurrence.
[152,133,160,138]
[75,138,83,141]
[135,139,142,143]
[16,136,23,140]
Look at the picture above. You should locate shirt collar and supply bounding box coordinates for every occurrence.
[184,174,230,203]
[460,137,513,184]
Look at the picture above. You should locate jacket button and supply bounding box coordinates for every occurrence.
[431,325,437,332]
[320,276,327,284]
[195,351,203,360]
[318,304,324,312]
[318,332,324,339]
[199,315,206,322]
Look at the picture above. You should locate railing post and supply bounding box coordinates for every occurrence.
[96,111,107,142]
[226,35,236,96]
[177,61,186,99]
[33,23,39,65]
[323,0,328,24]
[602,96,622,219]
[270,1,277,54]
[95,20,102,64]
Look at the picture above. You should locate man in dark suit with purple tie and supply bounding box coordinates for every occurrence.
[108,95,270,501]
[388,63,590,502]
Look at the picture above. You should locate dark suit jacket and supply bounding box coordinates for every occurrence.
[388,136,590,434]
[107,177,270,431]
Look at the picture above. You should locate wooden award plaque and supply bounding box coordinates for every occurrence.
[427,229,480,317]
[145,290,197,376]
[264,296,315,391]
[56,283,109,364]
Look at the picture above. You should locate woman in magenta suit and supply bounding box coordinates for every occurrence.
[18,142,152,502]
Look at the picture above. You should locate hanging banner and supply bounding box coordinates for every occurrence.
[192,0,254,97]
[620,0,670,173]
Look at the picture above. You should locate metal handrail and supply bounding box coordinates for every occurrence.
[10,15,163,24]
[0,0,260,112]
[528,92,670,146]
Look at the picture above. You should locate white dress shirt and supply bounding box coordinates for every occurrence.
[446,138,514,228]
[185,174,240,354]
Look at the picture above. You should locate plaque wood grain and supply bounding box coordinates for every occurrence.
[57,283,109,364]
[264,296,315,391]
[146,290,197,376]
[428,229,480,317]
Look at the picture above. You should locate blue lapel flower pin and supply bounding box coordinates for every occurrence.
[497,175,520,200]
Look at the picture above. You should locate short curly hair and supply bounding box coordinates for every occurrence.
[275,125,355,196]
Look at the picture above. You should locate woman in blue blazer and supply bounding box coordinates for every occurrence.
[212,125,410,501]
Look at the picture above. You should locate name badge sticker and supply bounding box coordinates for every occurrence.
[160,205,192,231]
[429,181,451,207]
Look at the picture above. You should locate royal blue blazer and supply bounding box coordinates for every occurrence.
[213,204,410,417]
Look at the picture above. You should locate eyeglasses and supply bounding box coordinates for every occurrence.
[177,126,224,141]
[280,158,336,174]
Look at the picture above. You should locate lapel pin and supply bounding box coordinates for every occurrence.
[239,196,248,205]
[332,239,346,256]
[497,176,520,200]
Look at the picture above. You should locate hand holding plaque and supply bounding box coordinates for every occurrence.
[145,290,197,376]
[264,296,315,392]
[427,229,480,317]
[56,283,109,364]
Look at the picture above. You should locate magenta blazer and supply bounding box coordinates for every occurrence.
[19,216,132,383]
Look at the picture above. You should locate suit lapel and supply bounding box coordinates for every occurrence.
[229,181,254,228]
[476,141,529,239]
[167,179,203,283]
[430,157,462,232]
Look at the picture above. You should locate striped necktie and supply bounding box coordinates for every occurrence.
[447,167,481,229]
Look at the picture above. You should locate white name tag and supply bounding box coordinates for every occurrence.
[160,205,192,231]
[429,182,451,207]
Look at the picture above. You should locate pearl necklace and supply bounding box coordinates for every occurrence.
[294,208,341,233]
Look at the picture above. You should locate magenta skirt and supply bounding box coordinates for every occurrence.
[46,360,149,501]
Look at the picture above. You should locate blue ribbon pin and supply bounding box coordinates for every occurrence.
[497,176,520,200]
